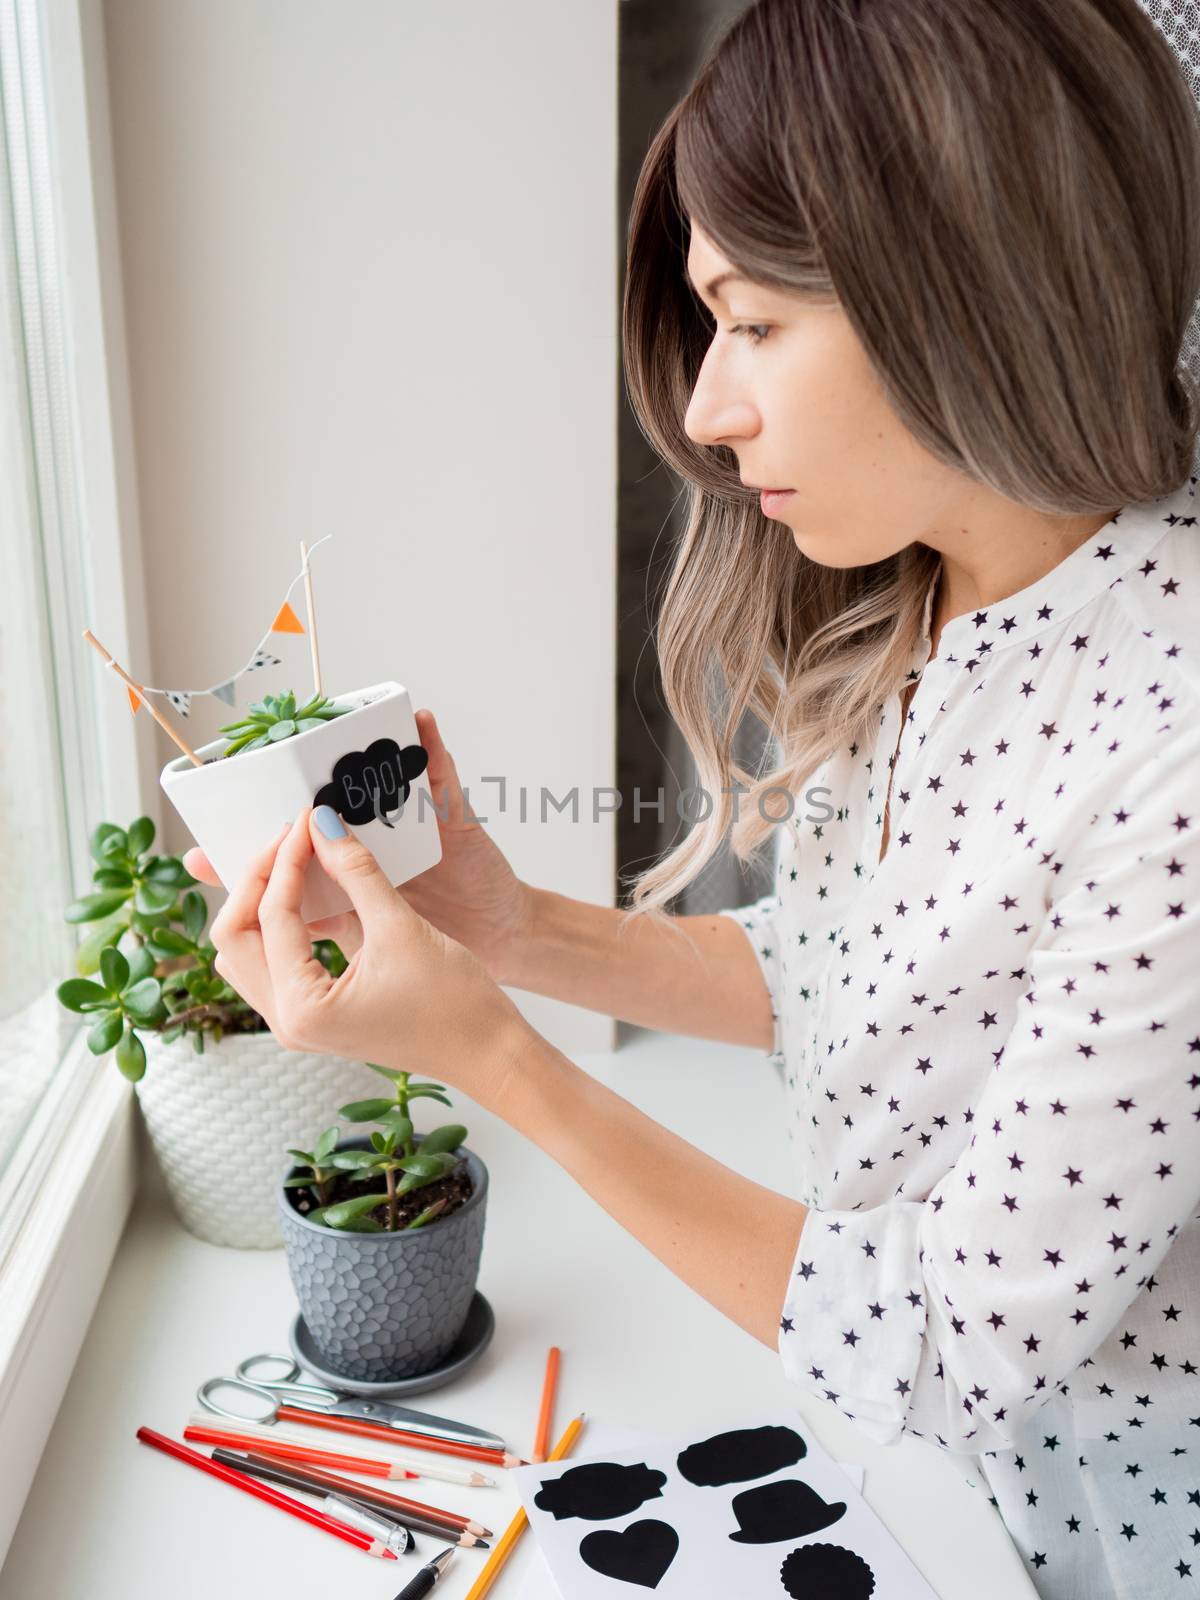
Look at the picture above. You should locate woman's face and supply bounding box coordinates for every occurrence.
[682,220,952,568]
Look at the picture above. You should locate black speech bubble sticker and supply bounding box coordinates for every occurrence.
[780,1542,876,1598]
[311,738,428,829]
[579,1519,679,1589]
[675,1424,807,1488]
[534,1462,668,1522]
[728,1478,846,1543]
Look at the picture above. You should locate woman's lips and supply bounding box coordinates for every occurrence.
[760,489,795,515]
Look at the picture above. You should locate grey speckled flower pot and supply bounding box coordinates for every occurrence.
[278,1134,488,1382]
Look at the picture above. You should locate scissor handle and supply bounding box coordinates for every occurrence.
[234,1352,341,1407]
[196,1376,283,1426]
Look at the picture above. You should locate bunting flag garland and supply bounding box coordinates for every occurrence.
[124,535,332,717]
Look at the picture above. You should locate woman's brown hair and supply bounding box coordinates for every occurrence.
[620,0,1200,925]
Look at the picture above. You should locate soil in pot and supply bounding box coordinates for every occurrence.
[289,1163,475,1231]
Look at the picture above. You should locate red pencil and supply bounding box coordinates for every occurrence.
[136,1427,397,1560]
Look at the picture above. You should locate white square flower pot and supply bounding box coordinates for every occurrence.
[160,680,441,923]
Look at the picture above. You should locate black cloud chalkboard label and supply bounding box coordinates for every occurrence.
[312,738,429,828]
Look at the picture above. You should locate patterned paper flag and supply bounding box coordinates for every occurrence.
[114,534,330,719]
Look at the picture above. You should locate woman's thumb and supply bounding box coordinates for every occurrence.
[308,804,408,928]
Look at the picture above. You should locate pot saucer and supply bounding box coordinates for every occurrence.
[288,1290,495,1397]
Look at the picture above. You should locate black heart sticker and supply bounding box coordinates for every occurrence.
[579,1518,679,1589]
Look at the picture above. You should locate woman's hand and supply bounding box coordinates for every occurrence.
[183,708,534,982]
[208,802,532,1097]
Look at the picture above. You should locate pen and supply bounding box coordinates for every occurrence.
[321,1493,420,1558]
[393,1543,458,1599]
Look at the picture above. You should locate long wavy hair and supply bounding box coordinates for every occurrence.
[620,0,1200,926]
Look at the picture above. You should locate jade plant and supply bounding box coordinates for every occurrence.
[217,689,350,757]
[285,1064,468,1233]
[56,816,347,1081]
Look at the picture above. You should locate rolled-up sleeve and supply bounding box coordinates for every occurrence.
[719,891,785,1066]
[775,732,1200,1454]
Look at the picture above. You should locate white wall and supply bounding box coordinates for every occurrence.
[98,0,618,1052]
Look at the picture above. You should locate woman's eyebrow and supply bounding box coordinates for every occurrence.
[685,266,752,301]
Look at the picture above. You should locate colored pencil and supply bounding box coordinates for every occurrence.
[531,1347,561,1464]
[136,1426,396,1560]
[183,1411,491,1485]
[270,1403,525,1466]
[186,1419,443,1482]
[215,1450,490,1547]
[463,1414,586,1599]
[237,1449,493,1538]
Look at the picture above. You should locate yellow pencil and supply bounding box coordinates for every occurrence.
[463,1413,586,1599]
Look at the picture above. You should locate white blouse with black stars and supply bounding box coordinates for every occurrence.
[721,475,1200,1600]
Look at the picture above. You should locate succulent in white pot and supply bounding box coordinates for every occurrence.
[159,680,441,925]
[55,813,385,1248]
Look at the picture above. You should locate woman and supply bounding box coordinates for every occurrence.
[189,2,1200,1594]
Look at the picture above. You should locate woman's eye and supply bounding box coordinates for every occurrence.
[731,324,772,344]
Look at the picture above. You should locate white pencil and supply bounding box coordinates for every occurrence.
[184,1412,495,1487]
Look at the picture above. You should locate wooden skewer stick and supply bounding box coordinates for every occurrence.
[300,539,323,699]
[81,628,203,767]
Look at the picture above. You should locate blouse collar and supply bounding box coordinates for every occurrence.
[914,475,1195,674]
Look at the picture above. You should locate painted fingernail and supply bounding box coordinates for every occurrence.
[314,804,347,839]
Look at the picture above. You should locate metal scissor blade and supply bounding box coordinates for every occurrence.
[323,1397,506,1451]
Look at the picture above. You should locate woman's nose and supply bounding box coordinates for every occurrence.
[683,357,758,449]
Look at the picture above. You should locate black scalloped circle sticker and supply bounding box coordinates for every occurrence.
[579,1519,679,1588]
[534,1462,668,1522]
[780,1542,876,1597]
[312,738,428,828]
[676,1424,808,1487]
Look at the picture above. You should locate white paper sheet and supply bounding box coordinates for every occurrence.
[513,1416,880,1600]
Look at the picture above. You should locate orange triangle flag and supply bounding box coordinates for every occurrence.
[127,686,142,714]
[271,600,306,635]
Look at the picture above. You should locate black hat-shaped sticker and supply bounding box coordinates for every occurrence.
[312,738,428,829]
[727,1478,846,1543]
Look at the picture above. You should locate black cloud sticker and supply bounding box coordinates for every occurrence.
[534,1462,667,1521]
[675,1424,807,1487]
[312,738,429,828]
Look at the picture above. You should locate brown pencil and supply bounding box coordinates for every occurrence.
[242,1450,493,1540]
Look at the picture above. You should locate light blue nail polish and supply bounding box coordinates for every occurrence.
[314,804,347,839]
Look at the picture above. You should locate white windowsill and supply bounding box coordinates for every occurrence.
[0,1035,139,1565]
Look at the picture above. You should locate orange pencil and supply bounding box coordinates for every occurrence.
[184,1421,424,1481]
[531,1347,561,1464]
[464,1414,586,1600]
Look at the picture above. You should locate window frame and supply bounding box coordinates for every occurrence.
[0,0,154,1561]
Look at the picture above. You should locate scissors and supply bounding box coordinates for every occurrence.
[196,1352,507,1453]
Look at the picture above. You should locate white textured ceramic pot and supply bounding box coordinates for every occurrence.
[159,681,441,924]
[134,1030,389,1249]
